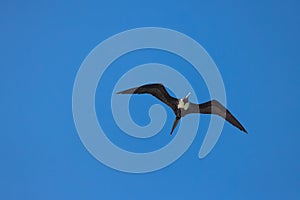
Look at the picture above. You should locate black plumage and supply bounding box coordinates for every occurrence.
[117,83,247,135]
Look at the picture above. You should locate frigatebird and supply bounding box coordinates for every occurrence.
[117,83,247,135]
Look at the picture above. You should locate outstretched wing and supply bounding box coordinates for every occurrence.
[187,100,247,133]
[117,83,178,112]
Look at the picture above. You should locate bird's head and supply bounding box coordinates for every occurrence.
[177,92,191,111]
[183,92,191,104]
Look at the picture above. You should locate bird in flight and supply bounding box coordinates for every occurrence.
[117,83,247,135]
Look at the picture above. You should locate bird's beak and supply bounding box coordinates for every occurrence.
[185,92,191,99]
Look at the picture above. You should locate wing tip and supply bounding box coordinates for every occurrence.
[240,127,248,134]
[116,87,137,94]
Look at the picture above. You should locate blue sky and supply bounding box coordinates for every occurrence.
[1,0,300,199]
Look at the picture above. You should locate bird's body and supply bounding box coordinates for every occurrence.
[117,83,247,135]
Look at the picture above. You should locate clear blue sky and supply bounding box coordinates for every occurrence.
[1,0,300,199]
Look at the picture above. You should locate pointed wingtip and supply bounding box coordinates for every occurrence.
[116,89,131,94]
[241,127,248,134]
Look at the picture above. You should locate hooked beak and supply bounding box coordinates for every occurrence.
[185,92,191,100]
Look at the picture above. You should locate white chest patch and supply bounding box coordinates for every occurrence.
[178,99,190,110]
[184,102,190,110]
[178,99,184,109]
